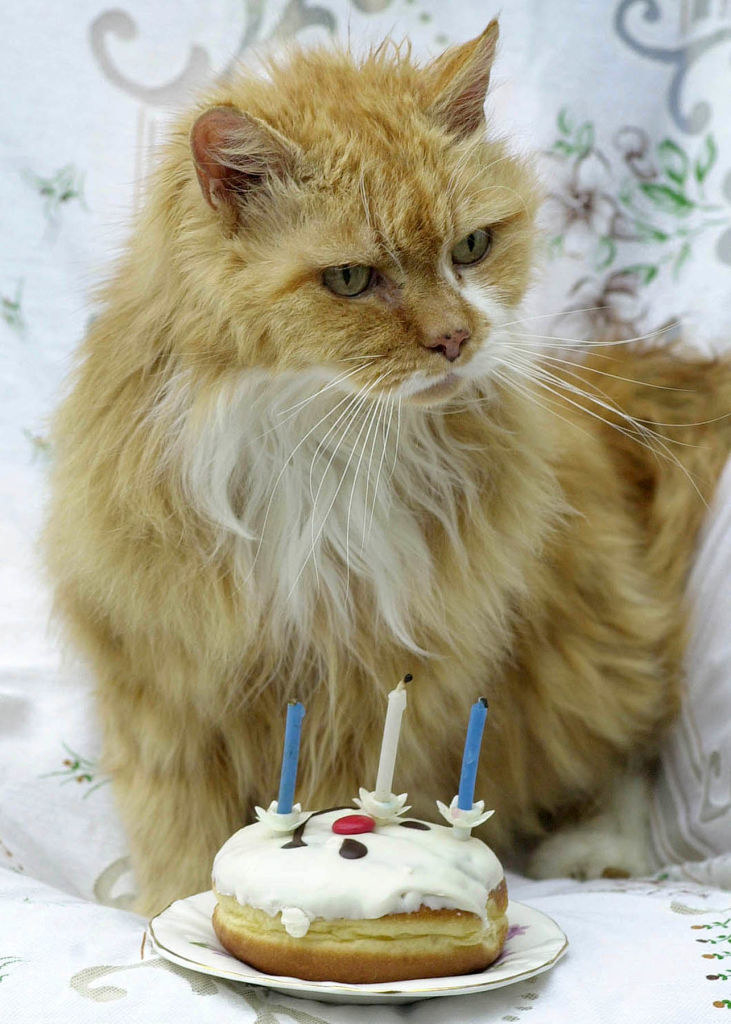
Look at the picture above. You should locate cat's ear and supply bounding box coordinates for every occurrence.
[190,105,300,233]
[426,21,499,138]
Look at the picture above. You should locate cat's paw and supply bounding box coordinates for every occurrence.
[527,824,652,881]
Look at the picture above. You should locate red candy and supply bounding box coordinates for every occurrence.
[331,814,375,835]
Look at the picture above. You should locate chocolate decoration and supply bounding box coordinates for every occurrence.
[339,838,368,859]
[281,820,309,849]
[281,807,346,849]
[399,820,430,830]
[310,806,346,818]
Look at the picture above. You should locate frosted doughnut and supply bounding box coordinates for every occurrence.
[211,808,508,983]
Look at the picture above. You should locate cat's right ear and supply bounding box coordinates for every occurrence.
[426,21,499,138]
[190,105,300,234]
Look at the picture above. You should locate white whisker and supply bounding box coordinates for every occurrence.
[510,321,680,349]
[368,398,394,540]
[523,356,702,450]
[390,395,402,480]
[309,383,372,503]
[344,396,383,589]
[504,338,694,395]
[246,387,363,582]
[499,305,610,330]
[275,362,375,418]
[294,375,387,600]
[491,368,598,446]
[362,396,386,544]
[502,354,708,506]
[536,355,703,426]
[309,381,379,575]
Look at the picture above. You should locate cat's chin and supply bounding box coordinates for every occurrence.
[406,373,465,407]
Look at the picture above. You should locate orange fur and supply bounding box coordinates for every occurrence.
[44,26,731,914]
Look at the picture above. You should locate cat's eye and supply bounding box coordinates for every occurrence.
[322,264,374,297]
[451,228,492,266]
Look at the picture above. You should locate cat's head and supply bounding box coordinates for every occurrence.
[179,21,539,407]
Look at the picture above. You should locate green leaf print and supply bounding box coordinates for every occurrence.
[551,112,593,158]
[639,183,695,215]
[0,957,22,982]
[23,429,52,462]
[595,236,617,269]
[635,222,670,243]
[545,111,726,314]
[26,163,86,225]
[557,107,573,135]
[621,263,659,284]
[694,134,718,184]
[657,139,689,185]
[2,281,24,332]
[40,742,110,798]
[575,122,594,158]
[673,241,692,279]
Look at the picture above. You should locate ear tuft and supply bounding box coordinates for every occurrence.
[190,105,298,232]
[427,21,499,138]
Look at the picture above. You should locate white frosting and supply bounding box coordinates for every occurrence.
[280,906,311,937]
[212,809,504,928]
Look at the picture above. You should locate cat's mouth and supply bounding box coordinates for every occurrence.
[407,372,463,405]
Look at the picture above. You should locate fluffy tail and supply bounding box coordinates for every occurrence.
[566,341,731,598]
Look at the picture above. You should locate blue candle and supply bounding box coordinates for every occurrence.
[277,701,305,814]
[457,698,488,811]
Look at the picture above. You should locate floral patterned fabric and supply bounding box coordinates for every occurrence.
[1,1,730,1020]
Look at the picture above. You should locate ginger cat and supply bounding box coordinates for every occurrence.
[44,22,731,915]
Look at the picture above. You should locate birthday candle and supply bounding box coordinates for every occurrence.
[277,700,305,815]
[374,675,412,800]
[457,697,488,810]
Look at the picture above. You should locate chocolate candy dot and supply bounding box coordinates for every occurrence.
[399,820,430,830]
[339,838,368,859]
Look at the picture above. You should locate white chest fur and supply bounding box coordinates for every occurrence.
[172,368,487,652]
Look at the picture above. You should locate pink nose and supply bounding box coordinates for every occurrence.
[423,327,470,362]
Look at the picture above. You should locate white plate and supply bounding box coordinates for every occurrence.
[149,892,568,1004]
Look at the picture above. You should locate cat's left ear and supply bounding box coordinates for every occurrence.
[426,20,499,138]
[190,105,301,234]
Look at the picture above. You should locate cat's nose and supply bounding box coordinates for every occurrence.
[423,327,470,362]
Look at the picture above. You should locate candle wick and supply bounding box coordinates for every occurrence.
[479,697,488,709]
[403,674,413,684]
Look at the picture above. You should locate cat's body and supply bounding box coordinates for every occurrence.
[45,25,730,915]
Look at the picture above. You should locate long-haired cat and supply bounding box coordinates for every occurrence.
[45,22,730,915]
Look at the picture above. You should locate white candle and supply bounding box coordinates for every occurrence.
[374,675,411,799]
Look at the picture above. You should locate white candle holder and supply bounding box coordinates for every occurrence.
[353,787,410,824]
[436,795,494,840]
[254,800,311,834]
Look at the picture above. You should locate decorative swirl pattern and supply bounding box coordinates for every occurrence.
[89,9,214,105]
[89,0,336,106]
[614,0,731,134]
